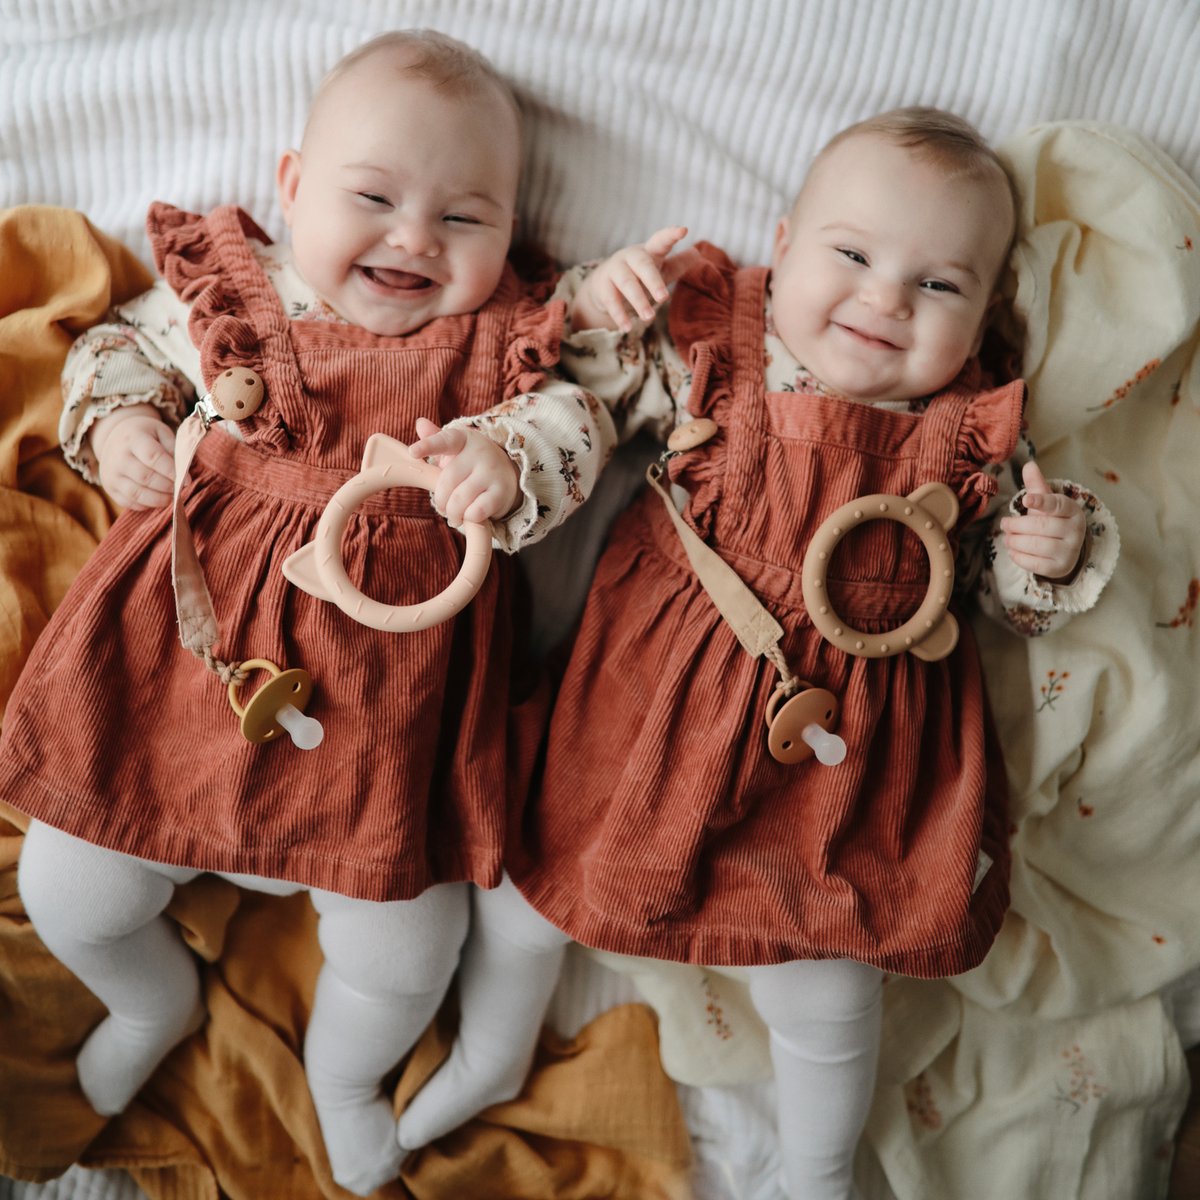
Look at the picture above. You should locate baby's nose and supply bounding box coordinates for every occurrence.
[863,277,911,317]
[386,217,441,257]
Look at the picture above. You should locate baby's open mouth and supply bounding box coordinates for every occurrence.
[360,265,435,291]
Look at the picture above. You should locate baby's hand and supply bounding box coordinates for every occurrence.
[1000,460,1087,583]
[570,226,695,333]
[91,404,176,509]
[409,417,520,526]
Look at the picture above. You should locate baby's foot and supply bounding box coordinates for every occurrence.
[396,1042,532,1150]
[76,997,205,1116]
[310,1082,407,1196]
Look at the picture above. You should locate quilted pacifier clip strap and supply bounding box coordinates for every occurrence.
[644,454,799,696]
[170,368,266,683]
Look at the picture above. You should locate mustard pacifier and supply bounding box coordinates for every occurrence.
[228,658,324,749]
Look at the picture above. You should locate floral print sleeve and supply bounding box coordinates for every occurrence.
[966,435,1120,635]
[451,265,700,554]
[447,372,618,553]
[60,280,200,483]
[553,264,692,443]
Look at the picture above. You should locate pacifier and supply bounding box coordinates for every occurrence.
[228,659,324,749]
[765,683,846,766]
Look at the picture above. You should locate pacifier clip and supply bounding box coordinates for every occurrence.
[647,418,962,766]
[170,368,324,749]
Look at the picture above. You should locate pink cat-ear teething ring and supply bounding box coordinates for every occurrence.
[281,433,492,632]
[801,482,961,662]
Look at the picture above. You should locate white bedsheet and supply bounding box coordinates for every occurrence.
[3,3,1199,1199]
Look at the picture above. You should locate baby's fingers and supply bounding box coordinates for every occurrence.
[410,421,467,462]
[643,226,688,259]
[605,258,666,327]
[438,472,501,526]
[131,423,176,485]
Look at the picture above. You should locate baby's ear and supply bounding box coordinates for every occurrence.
[771,215,792,268]
[276,150,302,224]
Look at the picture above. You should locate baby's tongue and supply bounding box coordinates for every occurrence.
[368,266,430,289]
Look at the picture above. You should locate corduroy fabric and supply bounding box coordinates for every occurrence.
[0,204,563,902]
[511,245,1024,977]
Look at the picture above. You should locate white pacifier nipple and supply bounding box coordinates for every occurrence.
[275,702,325,750]
[800,723,847,766]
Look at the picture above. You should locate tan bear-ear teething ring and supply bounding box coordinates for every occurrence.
[282,434,493,632]
[801,482,961,662]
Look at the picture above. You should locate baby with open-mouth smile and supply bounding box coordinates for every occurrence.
[31,28,618,1200]
[276,42,521,344]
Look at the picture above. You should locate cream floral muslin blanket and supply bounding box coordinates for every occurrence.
[591,122,1200,1200]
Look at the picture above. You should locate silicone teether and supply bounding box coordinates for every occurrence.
[228,658,323,748]
[802,482,962,662]
[282,433,492,632]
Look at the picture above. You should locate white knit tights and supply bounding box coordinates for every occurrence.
[748,957,882,1200]
[18,820,469,1197]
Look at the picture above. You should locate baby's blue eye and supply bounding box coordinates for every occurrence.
[839,248,868,265]
[920,279,959,294]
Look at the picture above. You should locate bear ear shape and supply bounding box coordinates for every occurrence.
[909,482,960,532]
[361,433,415,472]
[909,611,960,662]
[281,540,335,601]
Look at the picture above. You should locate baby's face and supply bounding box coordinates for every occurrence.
[278,59,520,336]
[770,133,1013,404]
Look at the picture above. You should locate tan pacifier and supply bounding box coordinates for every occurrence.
[282,433,493,632]
[765,682,846,766]
[801,482,961,662]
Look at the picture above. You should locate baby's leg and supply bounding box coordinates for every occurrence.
[18,820,204,1116]
[396,873,570,1150]
[304,882,468,1196]
[747,958,883,1200]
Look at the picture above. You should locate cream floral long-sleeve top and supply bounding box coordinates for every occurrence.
[553,265,1119,635]
[61,246,1118,628]
[60,240,617,553]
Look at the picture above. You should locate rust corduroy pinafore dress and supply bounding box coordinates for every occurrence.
[512,244,1024,977]
[0,204,562,902]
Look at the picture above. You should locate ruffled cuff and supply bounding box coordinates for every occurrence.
[60,326,193,483]
[987,478,1120,630]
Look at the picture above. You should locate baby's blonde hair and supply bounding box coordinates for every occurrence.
[802,106,1019,256]
[307,29,522,148]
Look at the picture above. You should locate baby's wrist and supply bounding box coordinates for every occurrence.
[89,402,162,457]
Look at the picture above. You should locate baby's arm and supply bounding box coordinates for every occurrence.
[424,232,706,549]
[61,280,198,508]
[970,447,1119,634]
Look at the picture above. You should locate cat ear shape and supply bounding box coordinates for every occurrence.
[281,540,336,601]
[360,432,415,472]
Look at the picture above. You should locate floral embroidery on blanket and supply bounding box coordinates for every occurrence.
[1054,1047,1107,1113]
